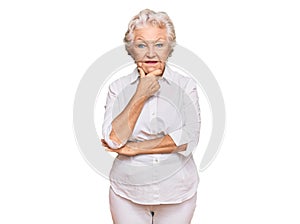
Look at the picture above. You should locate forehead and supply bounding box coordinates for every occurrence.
[133,24,167,41]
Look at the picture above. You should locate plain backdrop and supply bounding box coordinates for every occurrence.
[1,0,300,223]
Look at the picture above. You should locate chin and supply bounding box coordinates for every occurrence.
[144,67,158,73]
[142,62,165,74]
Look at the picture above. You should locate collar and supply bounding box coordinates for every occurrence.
[129,64,174,84]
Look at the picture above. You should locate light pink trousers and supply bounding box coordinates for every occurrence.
[109,187,197,224]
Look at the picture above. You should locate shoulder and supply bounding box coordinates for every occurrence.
[166,66,197,91]
[108,70,138,94]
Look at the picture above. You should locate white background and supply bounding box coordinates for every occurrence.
[1,0,299,223]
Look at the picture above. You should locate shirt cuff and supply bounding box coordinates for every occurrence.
[168,129,197,157]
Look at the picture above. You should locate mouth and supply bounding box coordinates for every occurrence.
[144,61,159,64]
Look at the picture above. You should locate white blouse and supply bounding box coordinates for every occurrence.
[102,65,201,205]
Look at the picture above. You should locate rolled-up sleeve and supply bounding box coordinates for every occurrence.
[102,84,126,149]
[168,78,201,157]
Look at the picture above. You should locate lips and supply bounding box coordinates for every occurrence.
[145,61,158,64]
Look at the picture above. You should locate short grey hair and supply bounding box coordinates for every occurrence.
[124,9,176,57]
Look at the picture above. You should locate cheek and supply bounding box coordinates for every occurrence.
[132,53,142,62]
[156,51,170,62]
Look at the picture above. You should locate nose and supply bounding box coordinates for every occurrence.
[145,45,156,58]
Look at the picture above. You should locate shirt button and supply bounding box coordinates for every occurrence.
[154,158,159,163]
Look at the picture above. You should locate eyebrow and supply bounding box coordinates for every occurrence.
[134,38,166,42]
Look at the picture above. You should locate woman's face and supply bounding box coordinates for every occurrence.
[132,24,170,74]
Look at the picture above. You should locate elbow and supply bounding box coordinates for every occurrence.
[102,127,126,149]
[177,143,188,152]
[107,130,126,149]
[177,142,197,157]
[103,137,124,149]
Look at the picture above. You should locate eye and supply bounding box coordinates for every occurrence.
[137,43,146,48]
[155,43,164,48]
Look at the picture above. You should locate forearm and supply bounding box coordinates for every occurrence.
[129,135,187,155]
[107,68,161,147]
[110,92,148,145]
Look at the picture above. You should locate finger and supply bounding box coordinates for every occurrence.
[153,83,160,91]
[138,67,146,78]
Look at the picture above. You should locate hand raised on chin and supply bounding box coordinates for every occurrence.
[135,67,162,98]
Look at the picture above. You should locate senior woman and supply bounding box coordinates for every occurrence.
[101,9,201,224]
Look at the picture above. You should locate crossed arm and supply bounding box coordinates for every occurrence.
[102,68,186,156]
[102,135,186,156]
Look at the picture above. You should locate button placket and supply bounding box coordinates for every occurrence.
[149,95,157,118]
[152,159,160,202]
[148,95,158,135]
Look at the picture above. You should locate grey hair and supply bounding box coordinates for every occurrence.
[124,9,176,57]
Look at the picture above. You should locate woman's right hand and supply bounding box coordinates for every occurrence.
[135,67,162,98]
